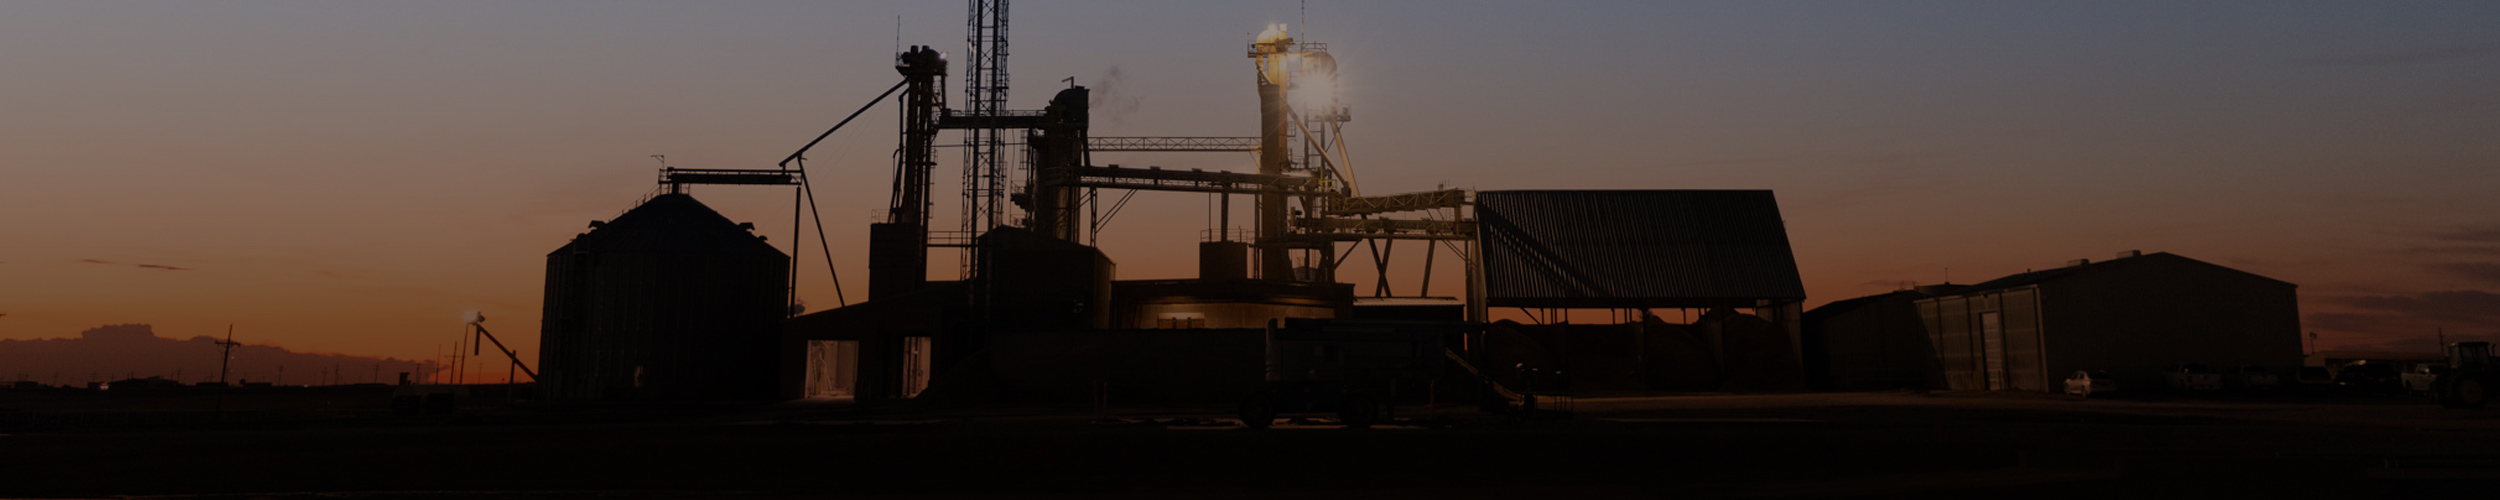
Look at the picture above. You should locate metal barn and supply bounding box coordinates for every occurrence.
[1916,252,2301,391]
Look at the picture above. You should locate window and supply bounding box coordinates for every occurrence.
[901,337,933,398]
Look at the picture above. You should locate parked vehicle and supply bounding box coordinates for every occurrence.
[1237,319,1464,428]
[2402,364,2447,396]
[2162,364,2222,391]
[2223,366,2279,390]
[2433,342,2494,409]
[2065,370,2117,397]
[2293,366,2335,392]
[2334,360,2402,394]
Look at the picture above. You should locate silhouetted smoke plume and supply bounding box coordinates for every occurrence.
[1090,66,1144,126]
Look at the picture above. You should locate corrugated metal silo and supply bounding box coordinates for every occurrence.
[539,193,789,401]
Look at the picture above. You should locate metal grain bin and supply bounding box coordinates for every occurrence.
[539,194,789,401]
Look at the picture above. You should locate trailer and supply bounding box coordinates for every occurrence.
[1236,319,1465,428]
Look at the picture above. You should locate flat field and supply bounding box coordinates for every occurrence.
[4,389,2496,499]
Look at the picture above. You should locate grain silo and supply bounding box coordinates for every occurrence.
[539,193,789,401]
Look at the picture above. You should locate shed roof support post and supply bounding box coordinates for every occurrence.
[1466,236,1487,323]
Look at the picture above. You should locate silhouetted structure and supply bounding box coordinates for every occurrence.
[1109,280,1354,330]
[1808,253,2304,392]
[539,194,788,401]
[1477,190,1807,310]
[1801,287,1957,391]
[1476,190,1810,391]
[870,44,946,301]
[784,228,1113,401]
[1908,251,2300,391]
[773,19,1817,406]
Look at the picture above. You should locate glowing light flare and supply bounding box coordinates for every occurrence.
[1289,71,1340,115]
[1285,52,1347,121]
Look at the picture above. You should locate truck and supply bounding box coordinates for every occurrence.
[2432,342,2495,409]
[2401,363,2446,396]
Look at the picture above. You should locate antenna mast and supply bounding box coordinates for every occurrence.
[960,0,1011,276]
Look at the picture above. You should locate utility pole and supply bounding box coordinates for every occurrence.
[216,325,241,384]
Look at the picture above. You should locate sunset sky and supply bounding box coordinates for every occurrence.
[4,1,2495,380]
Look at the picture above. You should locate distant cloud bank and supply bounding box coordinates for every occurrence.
[2297,45,2494,66]
[0,324,438,386]
[74,259,195,271]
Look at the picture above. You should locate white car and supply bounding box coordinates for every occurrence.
[2066,371,2118,397]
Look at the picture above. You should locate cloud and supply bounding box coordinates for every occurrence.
[0,324,442,386]
[2429,263,2500,287]
[2388,245,2500,258]
[2435,224,2500,243]
[2297,45,2494,66]
[2306,292,2500,352]
[2323,290,2500,324]
[74,258,194,271]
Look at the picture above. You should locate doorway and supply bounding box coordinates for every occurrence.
[901,336,933,398]
[804,340,859,400]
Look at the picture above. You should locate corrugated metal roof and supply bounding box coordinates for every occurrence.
[1945,252,2293,296]
[1804,290,1924,323]
[1477,190,1806,308]
[557,194,785,257]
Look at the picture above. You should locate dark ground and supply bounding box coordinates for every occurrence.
[4,388,2497,499]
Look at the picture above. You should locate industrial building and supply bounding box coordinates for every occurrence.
[537,193,788,401]
[1808,251,2302,392]
[1799,289,1947,391]
[536,4,1815,406]
[775,19,1488,404]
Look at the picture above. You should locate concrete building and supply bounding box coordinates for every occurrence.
[1914,251,2301,391]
